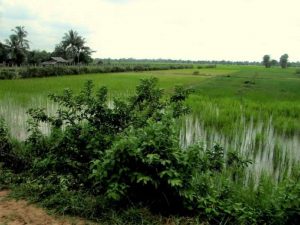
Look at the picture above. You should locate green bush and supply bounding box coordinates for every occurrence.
[0,64,193,80]
[0,118,26,173]
[1,79,299,224]
[0,69,18,79]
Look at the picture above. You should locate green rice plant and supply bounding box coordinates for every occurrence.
[1,77,300,224]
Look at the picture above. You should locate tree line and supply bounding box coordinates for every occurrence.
[95,58,261,66]
[0,25,297,68]
[262,54,289,68]
[0,26,93,66]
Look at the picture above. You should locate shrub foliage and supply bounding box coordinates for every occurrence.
[0,78,299,224]
[0,64,193,79]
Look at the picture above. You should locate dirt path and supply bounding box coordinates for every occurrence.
[0,190,91,225]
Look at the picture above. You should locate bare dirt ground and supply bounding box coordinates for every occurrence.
[0,190,93,225]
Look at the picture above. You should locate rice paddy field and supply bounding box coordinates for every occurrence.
[1,65,300,188]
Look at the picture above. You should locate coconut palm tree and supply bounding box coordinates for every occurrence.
[5,26,29,65]
[62,30,84,63]
[61,30,94,64]
[77,46,94,64]
[12,26,30,50]
[53,30,94,64]
[5,34,26,65]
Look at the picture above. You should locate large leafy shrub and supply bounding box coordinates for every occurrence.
[1,78,299,224]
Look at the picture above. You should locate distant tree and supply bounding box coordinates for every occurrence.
[62,30,82,61]
[96,59,104,65]
[27,50,51,65]
[5,34,26,66]
[53,30,94,64]
[262,55,271,68]
[12,26,29,49]
[0,42,9,63]
[279,54,289,68]
[78,47,93,64]
[271,59,278,66]
[5,26,30,66]
[52,43,67,59]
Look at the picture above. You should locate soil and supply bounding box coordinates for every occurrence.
[0,190,92,225]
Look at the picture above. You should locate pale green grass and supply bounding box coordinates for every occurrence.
[0,69,213,106]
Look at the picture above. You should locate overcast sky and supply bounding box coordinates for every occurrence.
[1,0,300,61]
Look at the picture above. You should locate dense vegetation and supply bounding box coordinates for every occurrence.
[0,77,299,224]
[95,58,261,66]
[0,64,193,79]
[0,26,93,66]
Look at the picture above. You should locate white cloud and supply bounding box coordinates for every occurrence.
[1,0,300,61]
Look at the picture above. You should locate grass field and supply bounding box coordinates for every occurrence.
[1,65,300,223]
[0,68,232,105]
[1,65,300,185]
[1,65,299,103]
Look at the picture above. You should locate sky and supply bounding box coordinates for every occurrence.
[1,0,300,61]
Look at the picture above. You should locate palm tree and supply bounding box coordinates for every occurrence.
[62,30,85,63]
[5,34,23,65]
[5,26,29,65]
[54,30,94,64]
[77,46,94,64]
[12,26,30,50]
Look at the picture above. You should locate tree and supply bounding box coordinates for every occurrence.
[62,30,82,61]
[52,43,67,59]
[12,26,29,50]
[5,34,26,66]
[27,50,51,65]
[77,46,93,64]
[5,26,30,65]
[262,55,271,68]
[0,42,9,63]
[54,30,94,64]
[271,59,278,66]
[280,54,289,68]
